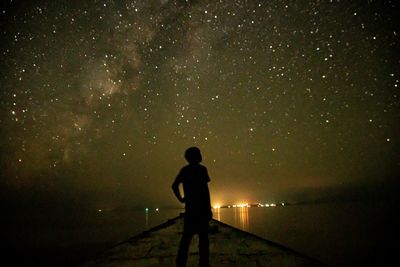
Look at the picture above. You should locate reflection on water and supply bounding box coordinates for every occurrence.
[145,209,149,230]
[214,207,221,221]
[237,206,249,231]
[214,207,249,231]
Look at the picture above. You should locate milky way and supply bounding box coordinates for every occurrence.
[0,1,398,208]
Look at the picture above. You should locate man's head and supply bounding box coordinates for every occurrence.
[184,147,202,164]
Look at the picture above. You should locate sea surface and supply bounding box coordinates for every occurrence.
[213,200,395,267]
[3,200,396,266]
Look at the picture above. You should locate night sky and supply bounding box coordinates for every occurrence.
[1,0,399,210]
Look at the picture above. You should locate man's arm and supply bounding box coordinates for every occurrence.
[204,166,211,182]
[172,173,185,203]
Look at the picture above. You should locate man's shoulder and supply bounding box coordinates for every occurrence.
[180,164,190,171]
[180,164,208,173]
[182,164,207,169]
[198,164,208,171]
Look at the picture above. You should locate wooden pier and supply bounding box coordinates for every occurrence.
[81,214,325,267]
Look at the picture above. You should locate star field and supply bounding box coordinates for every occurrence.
[0,0,398,207]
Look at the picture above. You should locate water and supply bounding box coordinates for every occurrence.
[3,200,395,266]
[213,200,395,266]
[2,208,181,266]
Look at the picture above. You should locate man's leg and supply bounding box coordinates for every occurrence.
[177,229,194,267]
[198,222,210,267]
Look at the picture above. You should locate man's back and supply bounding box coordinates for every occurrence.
[177,164,211,218]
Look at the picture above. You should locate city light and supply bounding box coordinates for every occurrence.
[235,203,250,208]
[209,201,287,209]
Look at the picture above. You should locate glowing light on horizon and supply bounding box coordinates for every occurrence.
[210,202,285,209]
[235,203,250,208]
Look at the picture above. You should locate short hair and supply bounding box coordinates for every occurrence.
[184,147,202,164]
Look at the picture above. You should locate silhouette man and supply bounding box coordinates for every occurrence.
[172,147,212,267]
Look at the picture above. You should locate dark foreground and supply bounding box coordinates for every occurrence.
[81,214,325,267]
